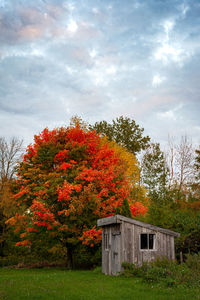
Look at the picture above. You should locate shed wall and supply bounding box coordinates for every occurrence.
[123,223,175,266]
[101,218,176,275]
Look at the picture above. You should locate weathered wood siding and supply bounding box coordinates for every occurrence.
[102,224,121,275]
[127,224,176,266]
[99,215,178,275]
[122,221,134,264]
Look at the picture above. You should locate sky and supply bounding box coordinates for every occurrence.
[0,0,200,148]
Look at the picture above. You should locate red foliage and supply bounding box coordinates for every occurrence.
[8,125,147,249]
[54,150,69,163]
[80,226,102,247]
[16,240,31,248]
[129,202,148,217]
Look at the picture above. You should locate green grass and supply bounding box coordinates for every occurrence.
[0,268,199,300]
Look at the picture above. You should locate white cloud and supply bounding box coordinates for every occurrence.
[67,18,78,33]
[89,48,97,58]
[163,20,174,38]
[86,64,117,86]
[0,46,44,60]
[92,8,100,14]
[106,65,117,75]
[157,104,183,121]
[154,18,192,66]
[63,2,75,12]
[152,74,166,87]
[66,66,76,74]
[86,67,104,86]
[158,110,176,120]
[154,42,190,65]
[30,47,44,57]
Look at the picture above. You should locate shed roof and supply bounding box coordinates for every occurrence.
[97,215,180,237]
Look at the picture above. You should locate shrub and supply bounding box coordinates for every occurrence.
[122,255,200,288]
[185,252,200,272]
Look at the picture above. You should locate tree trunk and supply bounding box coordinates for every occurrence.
[67,247,73,269]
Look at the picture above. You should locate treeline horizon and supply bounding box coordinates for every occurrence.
[0,116,199,268]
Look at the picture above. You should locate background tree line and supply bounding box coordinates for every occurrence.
[0,116,199,267]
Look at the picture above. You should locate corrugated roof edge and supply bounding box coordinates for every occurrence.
[97,214,180,237]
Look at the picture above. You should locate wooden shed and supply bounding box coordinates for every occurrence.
[97,214,180,275]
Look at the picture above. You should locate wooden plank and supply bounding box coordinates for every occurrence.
[163,234,167,257]
[159,233,162,257]
[108,226,112,275]
[124,224,132,263]
[121,221,125,265]
[171,236,175,260]
[111,225,121,275]
[97,216,118,227]
[127,227,132,263]
[119,222,123,270]
[102,227,110,274]
[167,235,170,259]
[136,225,142,266]
[102,227,105,274]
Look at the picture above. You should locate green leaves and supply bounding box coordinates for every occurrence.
[90,116,150,154]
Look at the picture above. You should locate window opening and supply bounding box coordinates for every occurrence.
[140,233,155,250]
[149,234,154,249]
[141,234,148,249]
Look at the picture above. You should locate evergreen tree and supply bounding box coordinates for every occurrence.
[115,198,132,218]
[121,198,132,218]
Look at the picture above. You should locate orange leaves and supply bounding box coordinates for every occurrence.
[74,184,82,193]
[6,214,27,232]
[11,124,148,250]
[26,227,38,233]
[129,201,148,217]
[80,226,102,247]
[30,200,58,230]
[23,144,36,162]
[98,188,109,198]
[58,209,70,216]
[78,168,102,182]
[57,181,83,203]
[54,150,69,163]
[57,182,74,202]
[6,216,17,226]
[59,162,73,170]
[34,189,47,199]
[13,185,29,199]
[66,125,87,144]
[35,127,67,145]
[16,240,31,248]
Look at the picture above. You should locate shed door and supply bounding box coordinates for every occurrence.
[111,232,121,275]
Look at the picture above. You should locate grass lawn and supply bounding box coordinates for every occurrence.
[0,268,199,300]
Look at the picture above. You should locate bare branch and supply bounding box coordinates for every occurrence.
[0,137,23,183]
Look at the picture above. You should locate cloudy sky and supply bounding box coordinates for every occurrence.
[0,0,200,148]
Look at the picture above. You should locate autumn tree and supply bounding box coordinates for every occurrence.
[90,116,150,154]
[7,125,147,267]
[0,137,23,257]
